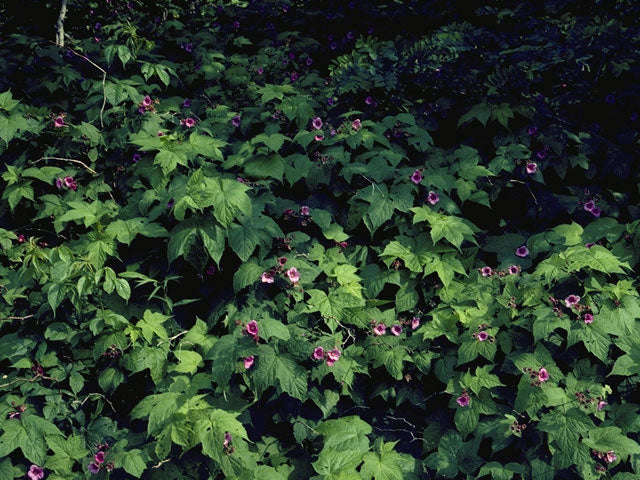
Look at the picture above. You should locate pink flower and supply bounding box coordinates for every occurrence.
[290,72,299,82]
[55,178,64,189]
[538,367,549,382]
[17,234,26,243]
[480,266,492,277]
[182,98,191,108]
[53,116,65,128]
[327,348,341,362]
[410,169,423,184]
[605,451,617,463]
[591,207,601,218]
[314,134,324,141]
[365,96,374,105]
[157,130,165,137]
[564,295,581,308]
[508,265,520,275]
[63,176,77,191]
[351,118,362,131]
[585,242,595,249]
[312,346,324,360]
[411,317,420,330]
[597,400,607,411]
[515,246,529,257]
[300,205,310,216]
[426,191,439,205]
[312,117,323,129]
[583,313,594,324]
[223,432,232,447]
[477,331,489,341]
[132,153,141,162]
[183,117,196,128]
[526,162,538,174]
[27,465,44,480]
[456,394,470,407]
[326,359,336,367]
[257,67,264,74]
[245,320,259,337]
[231,115,241,127]
[260,272,274,284]
[142,95,152,107]
[583,200,595,212]
[88,463,100,474]
[286,267,300,284]
[278,257,287,265]
[94,451,105,464]
[373,323,386,336]
[243,355,254,369]
[527,126,538,135]
[391,324,403,336]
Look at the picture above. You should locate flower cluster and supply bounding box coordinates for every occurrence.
[7,401,26,419]
[371,320,403,336]
[55,176,77,191]
[592,449,617,465]
[583,199,602,218]
[180,117,197,128]
[456,389,470,407]
[548,295,592,322]
[261,257,301,285]
[473,323,495,342]
[523,366,549,386]
[138,95,158,115]
[575,390,607,410]
[478,265,521,277]
[88,443,113,474]
[312,346,341,367]
[283,206,313,227]
[509,418,528,435]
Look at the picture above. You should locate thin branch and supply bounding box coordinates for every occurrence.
[1,314,34,321]
[157,330,188,346]
[55,0,68,47]
[152,459,171,469]
[66,47,107,128]
[34,156,98,175]
[76,392,116,413]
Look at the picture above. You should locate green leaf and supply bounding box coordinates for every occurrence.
[233,261,263,292]
[253,346,307,400]
[361,441,414,480]
[316,416,372,453]
[0,90,20,111]
[228,222,260,261]
[260,319,290,341]
[252,133,288,152]
[154,149,188,175]
[582,426,640,458]
[172,350,203,374]
[119,449,147,478]
[79,122,103,145]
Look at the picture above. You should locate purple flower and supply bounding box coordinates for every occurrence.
[88,463,100,474]
[257,67,264,74]
[261,272,274,284]
[233,21,240,29]
[597,400,607,411]
[286,267,300,283]
[314,134,324,141]
[206,266,216,276]
[182,117,196,128]
[477,331,489,342]
[132,153,141,163]
[167,199,174,208]
[351,118,362,131]
[184,43,193,53]
[138,106,146,115]
[312,117,323,130]
[327,97,335,106]
[55,178,64,189]
[390,325,403,336]
[243,356,254,369]
[456,394,470,407]
[373,323,386,336]
[290,72,299,82]
[94,451,105,464]
[527,126,538,135]
[245,320,259,337]
[312,346,324,360]
[410,169,423,184]
[583,313,594,324]
[300,205,310,216]
[288,52,295,60]
[367,27,374,34]
[306,58,313,66]
[231,115,241,127]
[64,176,77,191]
[536,149,547,160]
[53,116,65,128]
[278,257,287,265]
[564,295,581,308]
[526,162,538,174]
[411,317,420,330]
[329,41,338,50]
[508,265,520,275]
[346,31,354,40]
[27,465,44,480]
[142,95,152,107]
[515,246,529,258]
[327,348,341,362]
[591,207,601,218]
[365,96,374,105]
[426,191,440,205]
[583,200,595,212]
[182,98,191,108]
[480,266,493,277]
[223,432,232,447]
[157,130,165,137]
[538,367,549,382]
[585,242,595,249]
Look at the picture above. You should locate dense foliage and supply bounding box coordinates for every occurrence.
[1,0,640,478]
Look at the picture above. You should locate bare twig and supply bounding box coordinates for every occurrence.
[158,330,188,346]
[1,314,34,321]
[77,392,116,413]
[152,459,171,469]
[66,47,107,128]
[0,373,59,389]
[55,0,68,47]
[34,156,98,175]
